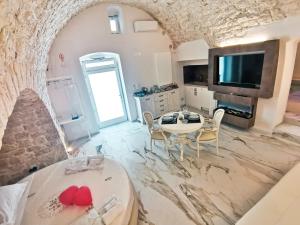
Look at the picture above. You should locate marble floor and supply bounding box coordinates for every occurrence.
[78,121,300,225]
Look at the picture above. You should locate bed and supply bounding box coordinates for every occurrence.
[19,158,138,225]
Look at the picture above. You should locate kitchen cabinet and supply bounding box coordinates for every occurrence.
[154,52,173,86]
[168,89,180,111]
[184,85,216,116]
[135,89,180,123]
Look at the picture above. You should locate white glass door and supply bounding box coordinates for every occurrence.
[84,59,127,128]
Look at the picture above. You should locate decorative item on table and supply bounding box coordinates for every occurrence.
[65,155,104,175]
[182,106,189,113]
[161,115,177,124]
[183,111,191,119]
[59,185,93,206]
[173,112,179,118]
[178,114,184,121]
[187,114,201,123]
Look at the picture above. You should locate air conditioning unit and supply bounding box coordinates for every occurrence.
[133,21,159,32]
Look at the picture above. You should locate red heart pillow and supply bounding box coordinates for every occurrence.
[74,186,93,206]
[59,185,79,205]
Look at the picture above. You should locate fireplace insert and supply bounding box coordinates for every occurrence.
[217,101,253,119]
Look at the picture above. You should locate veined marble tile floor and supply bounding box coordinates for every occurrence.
[78,121,300,225]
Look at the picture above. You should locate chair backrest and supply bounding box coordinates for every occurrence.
[143,112,154,132]
[213,108,225,130]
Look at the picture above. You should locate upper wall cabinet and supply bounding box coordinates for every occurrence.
[154,52,173,86]
[175,39,209,61]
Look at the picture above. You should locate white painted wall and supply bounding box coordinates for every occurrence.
[174,39,210,107]
[175,39,209,61]
[255,39,298,132]
[46,3,173,140]
[176,15,300,133]
[293,43,300,80]
[232,16,300,133]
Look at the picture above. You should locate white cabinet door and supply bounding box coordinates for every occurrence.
[168,89,180,111]
[194,87,203,110]
[140,96,155,115]
[198,87,207,109]
[154,52,172,86]
[184,86,195,107]
[184,86,216,114]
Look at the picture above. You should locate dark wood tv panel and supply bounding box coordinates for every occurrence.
[208,40,280,129]
[208,40,279,98]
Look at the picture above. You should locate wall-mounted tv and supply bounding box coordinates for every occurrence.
[218,53,265,89]
[208,40,280,98]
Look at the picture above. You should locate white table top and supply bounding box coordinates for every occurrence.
[159,112,205,134]
[20,158,135,225]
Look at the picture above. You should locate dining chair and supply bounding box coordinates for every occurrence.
[196,108,225,157]
[143,112,171,152]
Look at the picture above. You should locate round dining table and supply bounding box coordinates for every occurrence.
[159,111,205,161]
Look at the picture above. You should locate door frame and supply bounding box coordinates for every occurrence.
[80,54,128,129]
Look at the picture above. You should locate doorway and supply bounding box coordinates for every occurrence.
[80,53,128,128]
[285,43,300,126]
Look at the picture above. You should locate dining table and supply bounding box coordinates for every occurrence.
[159,111,205,161]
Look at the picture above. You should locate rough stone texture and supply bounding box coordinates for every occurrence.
[0,89,67,185]
[0,0,300,150]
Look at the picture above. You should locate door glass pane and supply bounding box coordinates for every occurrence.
[88,70,124,122]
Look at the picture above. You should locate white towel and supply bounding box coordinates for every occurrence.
[101,202,124,225]
[70,208,102,225]
[70,195,124,225]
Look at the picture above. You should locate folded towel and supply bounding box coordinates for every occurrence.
[65,155,104,175]
[101,202,124,225]
[70,208,102,225]
[99,196,124,225]
[70,195,124,225]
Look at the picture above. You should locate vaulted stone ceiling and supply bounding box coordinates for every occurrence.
[0,0,300,148]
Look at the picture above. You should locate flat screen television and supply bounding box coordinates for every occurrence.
[217,52,265,89]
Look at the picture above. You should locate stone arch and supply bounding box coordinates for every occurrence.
[0,89,67,185]
[0,1,299,153]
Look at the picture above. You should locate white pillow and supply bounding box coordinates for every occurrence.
[0,180,31,225]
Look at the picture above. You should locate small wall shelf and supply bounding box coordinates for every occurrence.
[58,115,84,126]
[47,76,91,142]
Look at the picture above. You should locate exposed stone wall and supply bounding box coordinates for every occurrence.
[0,89,67,185]
[0,0,300,150]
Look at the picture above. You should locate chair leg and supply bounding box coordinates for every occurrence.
[197,142,200,158]
[216,138,219,155]
[151,138,153,152]
[164,141,169,153]
[179,143,184,161]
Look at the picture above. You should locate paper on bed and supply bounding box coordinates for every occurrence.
[65,155,104,175]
